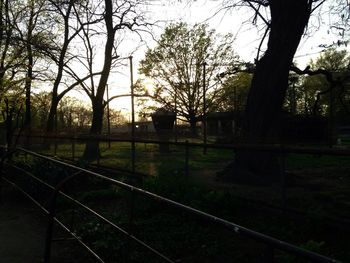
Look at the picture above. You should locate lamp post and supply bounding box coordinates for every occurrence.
[129,56,135,173]
[174,83,178,143]
[106,84,111,148]
[202,62,207,154]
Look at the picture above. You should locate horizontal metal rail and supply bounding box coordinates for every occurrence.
[1,176,105,263]
[21,151,350,232]
[3,147,341,263]
[3,157,174,263]
[16,133,350,156]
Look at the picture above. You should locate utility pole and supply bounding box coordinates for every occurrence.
[106,84,111,148]
[174,83,178,143]
[129,56,136,173]
[233,85,238,136]
[203,62,207,154]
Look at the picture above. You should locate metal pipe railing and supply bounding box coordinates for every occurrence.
[2,154,174,263]
[1,147,341,263]
[14,133,350,156]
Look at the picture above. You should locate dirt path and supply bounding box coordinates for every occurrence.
[0,184,48,263]
[0,184,93,263]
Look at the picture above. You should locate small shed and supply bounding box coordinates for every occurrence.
[151,109,176,152]
[151,110,176,132]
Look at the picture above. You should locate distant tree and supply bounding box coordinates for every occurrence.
[0,88,24,148]
[14,0,52,130]
[283,73,301,115]
[211,72,252,113]
[299,48,350,120]
[0,0,48,145]
[139,22,237,134]
[31,91,51,129]
[103,108,127,130]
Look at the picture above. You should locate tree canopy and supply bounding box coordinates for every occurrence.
[139,22,237,132]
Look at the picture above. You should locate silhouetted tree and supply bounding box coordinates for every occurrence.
[139,22,237,134]
[82,0,153,160]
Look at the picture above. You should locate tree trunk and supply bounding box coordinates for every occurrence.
[189,118,197,136]
[24,1,34,131]
[46,96,59,133]
[83,98,104,160]
[233,1,311,182]
[82,0,115,161]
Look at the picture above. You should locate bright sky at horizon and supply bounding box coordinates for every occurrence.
[66,1,349,118]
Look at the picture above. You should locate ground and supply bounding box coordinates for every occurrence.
[0,184,93,263]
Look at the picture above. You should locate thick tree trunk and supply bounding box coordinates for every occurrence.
[24,4,34,131]
[233,1,311,182]
[82,0,115,161]
[189,118,197,136]
[24,82,31,129]
[46,96,59,133]
[83,98,104,160]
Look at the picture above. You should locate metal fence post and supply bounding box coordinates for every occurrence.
[44,171,83,263]
[43,192,58,263]
[185,140,189,177]
[125,189,136,261]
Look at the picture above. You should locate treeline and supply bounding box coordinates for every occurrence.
[0,1,349,157]
[0,0,150,158]
[219,48,350,124]
[1,91,127,133]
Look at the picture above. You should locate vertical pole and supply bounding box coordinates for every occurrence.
[126,190,136,261]
[185,140,189,177]
[106,84,111,148]
[130,56,136,174]
[174,84,178,143]
[43,193,58,263]
[202,62,207,154]
[54,114,57,156]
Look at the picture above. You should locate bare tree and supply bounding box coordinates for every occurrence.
[44,0,103,134]
[73,0,153,160]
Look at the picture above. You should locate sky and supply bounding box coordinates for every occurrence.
[68,0,349,117]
